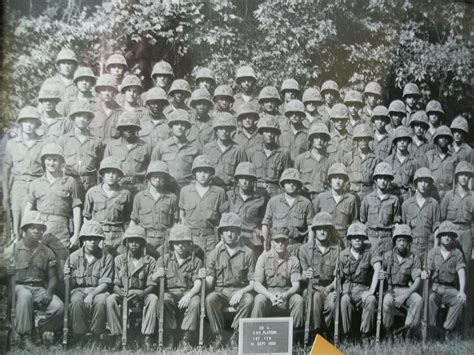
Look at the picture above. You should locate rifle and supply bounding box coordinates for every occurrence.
[198,252,206,347]
[158,242,166,348]
[62,247,71,349]
[421,250,429,347]
[333,245,341,347]
[304,237,316,350]
[122,248,129,348]
[375,268,385,345]
[9,241,17,347]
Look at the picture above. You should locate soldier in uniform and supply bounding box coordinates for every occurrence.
[371,105,393,160]
[279,100,308,162]
[234,102,263,150]
[187,88,215,148]
[386,100,406,135]
[299,212,338,335]
[205,213,256,347]
[179,155,227,254]
[251,227,304,334]
[83,157,132,256]
[425,100,444,141]
[139,87,171,147]
[64,221,114,343]
[194,67,216,93]
[339,223,382,340]
[153,224,204,349]
[42,48,78,102]
[280,79,301,106]
[106,225,158,351]
[57,67,98,117]
[450,115,473,164]
[262,168,314,255]
[25,143,82,247]
[318,80,340,124]
[302,87,325,126]
[361,82,382,124]
[402,83,421,125]
[105,53,128,85]
[9,211,64,350]
[409,111,432,160]
[212,85,235,116]
[381,224,423,336]
[37,84,71,142]
[344,90,365,134]
[326,103,353,160]
[258,86,284,127]
[233,66,259,112]
[164,79,192,115]
[149,61,174,94]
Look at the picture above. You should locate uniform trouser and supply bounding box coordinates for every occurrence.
[206,288,254,332]
[251,288,304,328]
[106,293,159,335]
[40,214,70,247]
[303,286,335,330]
[340,283,377,334]
[11,178,36,236]
[15,285,64,335]
[102,225,125,256]
[382,287,422,330]
[69,287,109,335]
[428,285,464,330]
[456,225,472,330]
[164,291,200,331]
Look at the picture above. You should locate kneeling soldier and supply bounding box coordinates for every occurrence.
[206,213,256,347]
[106,225,158,351]
[252,227,304,334]
[382,224,423,336]
[153,224,203,350]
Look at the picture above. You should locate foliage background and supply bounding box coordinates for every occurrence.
[1,0,473,137]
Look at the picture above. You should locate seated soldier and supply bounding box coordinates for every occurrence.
[153,224,203,350]
[64,221,113,345]
[251,227,304,335]
[106,225,158,351]
[205,213,256,348]
[339,222,381,340]
[382,224,423,337]
[9,211,64,350]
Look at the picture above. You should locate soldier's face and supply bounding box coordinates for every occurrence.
[428,113,440,126]
[171,122,188,137]
[216,127,233,142]
[412,123,427,137]
[283,181,299,195]
[72,113,93,129]
[172,240,192,256]
[272,238,288,253]
[108,64,126,78]
[239,78,255,93]
[315,227,330,242]
[76,78,94,93]
[221,227,240,247]
[324,92,335,105]
[440,234,454,247]
[288,113,304,125]
[197,79,213,92]
[44,155,63,173]
[261,129,277,144]
[124,87,140,103]
[149,173,166,189]
[456,173,470,188]
[103,169,121,185]
[216,97,232,111]
[241,115,258,130]
[347,103,360,116]
[356,137,371,150]
[375,176,390,190]
[373,117,387,131]
[436,136,450,149]
[330,175,346,191]
[284,91,297,103]
[237,177,255,192]
[416,178,431,194]
[193,101,211,115]
[395,236,410,253]
[147,100,167,115]
[366,94,378,107]
[39,99,59,113]
[332,118,347,131]
[24,224,45,242]
[97,87,117,101]
[20,118,40,134]
[195,168,212,185]
[119,126,138,139]
[395,138,410,152]
[83,237,101,252]
[389,113,404,127]
[261,100,277,113]
[404,95,417,108]
[128,239,143,253]
[58,60,77,78]
[452,129,465,143]
[311,135,328,150]
[154,74,172,88]
[172,91,187,104]
[349,236,364,250]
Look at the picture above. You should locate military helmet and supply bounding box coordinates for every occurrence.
[73,67,96,84]
[311,212,334,230]
[327,163,348,180]
[40,142,65,163]
[347,222,368,239]
[321,80,339,94]
[371,105,390,122]
[167,109,192,128]
[352,124,374,141]
[237,102,259,120]
[234,162,257,180]
[392,224,413,243]
[146,160,171,179]
[217,213,242,233]
[454,160,473,177]
[373,162,394,180]
[213,112,237,130]
[21,211,47,231]
[414,167,434,183]
[432,125,453,142]
[38,85,61,101]
[257,116,281,134]
[425,100,444,115]
[213,85,234,101]
[17,106,41,124]
[95,74,118,92]
[151,60,174,77]
[435,221,458,239]
[235,66,257,82]
[284,99,306,116]
[144,87,169,105]
[120,75,143,93]
[55,48,77,64]
[122,224,146,245]
[344,90,364,105]
[364,82,382,97]
[303,88,323,104]
[280,79,300,94]
[388,100,406,114]
[409,110,429,128]
[79,220,105,240]
[169,224,193,243]
[68,101,94,119]
[450,115,469,133]
[402,83,420,98]
[259,86,282,104]
[392,126,413,144]
[330,103,349,120]
[279,168,302,187]
[308,122,331,142]
[192,155,215,174]
[168,79,192,96]
[189,88,213,106]
[116,112,141,130]
[99,156,124,176]
[195,67,216,83]
[106,53,128,69]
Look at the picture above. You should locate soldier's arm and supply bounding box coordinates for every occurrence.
[71,206,82,246]
[82,189,94,220]
[46,262,58,296]
[359,196,369,224]
[2,144,12,207]
[368,260,382,295]
[282,257,301,299]
[455,251,466,296]
[253,254,273,299]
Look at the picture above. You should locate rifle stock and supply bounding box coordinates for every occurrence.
[304,238,316,350]
[375,270,384,344]
[122,249,129,348]
[9,241,17,347]
[62,249,70,349]
[158,243,166,348]
[422,250,429,346]
[333,245,341,347]
[199,253,206,347]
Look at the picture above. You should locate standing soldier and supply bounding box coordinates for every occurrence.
[139,87,171,147]
[226,162,268,255]
[313,163,358,245]
[9,211,64,350]
[148,60,174,94]
[386,100,406,135]
[131,161,179,256]
[179,155,227,254]
[37,84,72,142]
[425,100,444,141]
[326,103,353,160]
[344,90,365,134]
[261,168,314,255]
[25,143,82,248]
[83,157,132,256]
[205,213,256,347]
[427,221,467,336]
[402,83,421,125]
[194,67,216,93]
[164,79,192,114]
[371,105,393,160]
[120,75,146,116]
[339,223,382,340]
[42,48,78,102]
[360,162,401,253]
[233,65,259,112]
[299,212,339,335]
[450,115,473,164]
[279,100,309,162]
[212,85,235,116]
[302,87,325,126]
[361,82,382,124]
[246,116,292,197]
[280,79,301,106]
[401,167,441,256]
[318,80,340,124]
[105,53,128,85]
[203,112,246,190]
[65,221,114,344]
[153,224,204,350]
[234,102,263,150]
[251,227,304,334]
[381,224,423,336]
[106,225,158,351]
[258,86,284,127]
[187,88,215,147]
[409,111,432,160]
[57,67,98,117]
[3,106,44,239]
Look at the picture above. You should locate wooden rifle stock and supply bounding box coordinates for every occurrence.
[422,250,429,347]
[62,249,70,349]
[158,243,166,348]
[375,270,384,345]
[199,253,206,347]
[304,237,316,350]
[9,241,17,347]
[122,249,129,348]
[333,245,341,347]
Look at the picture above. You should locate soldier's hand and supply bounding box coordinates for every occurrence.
[7,265,16,276]
[270,294,279,305]
[456,291,467,304]
[118,287,127,297]
[38,290,53,305]
[420,270,429,280]
[304,269,314,280]
[178,293,192,309]
[63,264,71,275]
[84,294,94,306]
[229,290,243,306]
[198,268,207,279]
[70,235,79,248]
[129,289,144,300]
